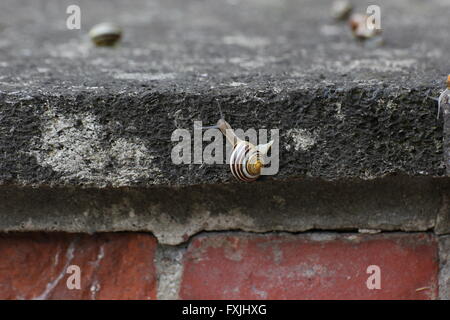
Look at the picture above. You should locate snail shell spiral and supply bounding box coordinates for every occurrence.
[201,118,273,182]
[229,142,264,182]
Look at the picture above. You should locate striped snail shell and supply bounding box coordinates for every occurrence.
[215,119,274,182]
[229,142,264,182]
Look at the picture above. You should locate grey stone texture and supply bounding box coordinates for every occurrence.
[0,0,448,187]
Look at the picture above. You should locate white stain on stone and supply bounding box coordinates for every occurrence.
[109,137,159,185]
[285,128,317,151]
[31,107,162,186]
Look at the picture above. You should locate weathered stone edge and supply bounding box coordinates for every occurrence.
[0,83,445,187]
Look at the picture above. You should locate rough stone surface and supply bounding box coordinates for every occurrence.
[0,233,157,299]
[0,176,446,244]
[180,232,439,299]
[0,0,448,187]
[439,235,450,300]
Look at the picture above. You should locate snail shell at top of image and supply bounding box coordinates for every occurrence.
[229,141,265,182]
[89,22,122,46]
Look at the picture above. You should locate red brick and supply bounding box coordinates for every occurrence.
[0,233,157,300]
[180,233,438,300]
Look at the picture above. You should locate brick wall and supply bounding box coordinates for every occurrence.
[0,232,448,300]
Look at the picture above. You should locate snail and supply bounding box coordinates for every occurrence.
[89,22,122,47]
[200,108,274,182]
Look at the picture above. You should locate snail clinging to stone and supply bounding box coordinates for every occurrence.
[200,107,274,182]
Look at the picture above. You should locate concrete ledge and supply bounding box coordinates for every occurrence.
[1,176,448,244]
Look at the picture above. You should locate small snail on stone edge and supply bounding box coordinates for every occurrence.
[200,106,274,182]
